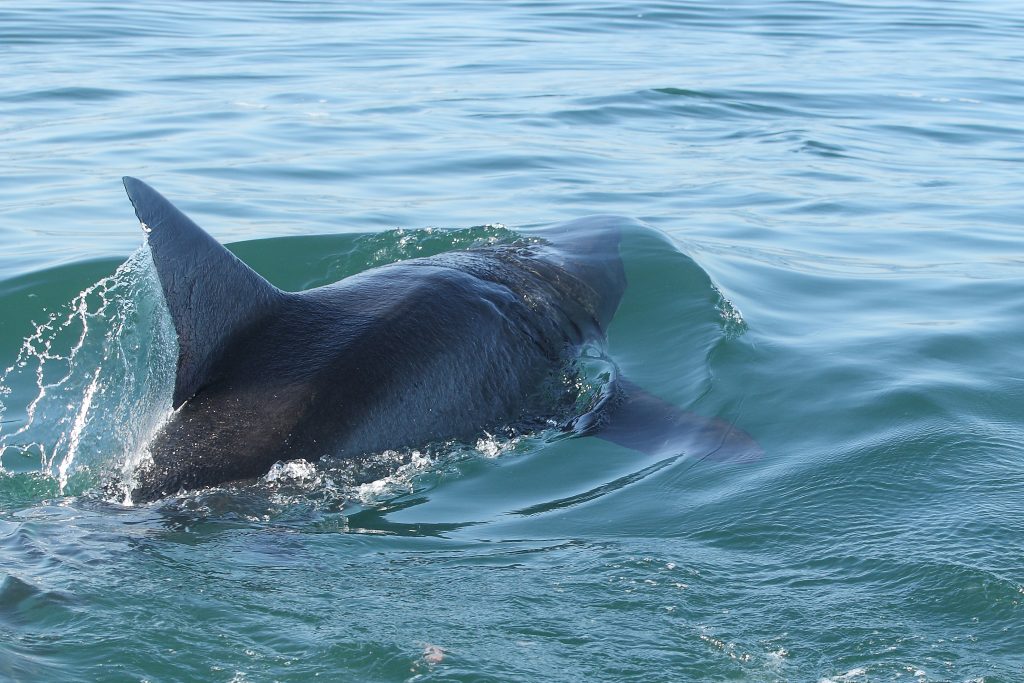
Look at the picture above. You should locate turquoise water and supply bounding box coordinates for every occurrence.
[2,1,1023,680]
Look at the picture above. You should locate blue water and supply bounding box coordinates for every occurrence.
[2,2,1023,680]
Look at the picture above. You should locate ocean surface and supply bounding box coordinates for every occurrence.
[2,1,1022,680]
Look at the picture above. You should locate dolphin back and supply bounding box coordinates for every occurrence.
[122,177,283,407]
[115,180,758,502]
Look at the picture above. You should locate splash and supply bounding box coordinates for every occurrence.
[0,227,615,507]
[712,284,747,339]
[0,248,176,496]
[360,224,527,269]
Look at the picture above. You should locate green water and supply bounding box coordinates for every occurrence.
[2,1,1023,681]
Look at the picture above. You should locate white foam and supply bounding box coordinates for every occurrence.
[818,667,867,683]
[263,459,318,483]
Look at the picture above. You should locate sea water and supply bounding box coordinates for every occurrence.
[1,2,1022,680]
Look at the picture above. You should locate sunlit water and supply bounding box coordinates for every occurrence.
[2,1,1023,681]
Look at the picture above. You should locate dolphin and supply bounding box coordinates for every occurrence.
[121,177,758,503]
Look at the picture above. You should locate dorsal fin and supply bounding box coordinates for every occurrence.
[122,177,283,408]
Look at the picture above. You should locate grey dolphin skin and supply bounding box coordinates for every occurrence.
[122,177,759,503]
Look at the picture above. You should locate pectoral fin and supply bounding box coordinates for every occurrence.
[593,378,762,462]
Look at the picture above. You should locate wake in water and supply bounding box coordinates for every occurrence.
[0,226,622,511]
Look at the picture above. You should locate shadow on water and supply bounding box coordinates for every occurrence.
[345,497,480,538]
